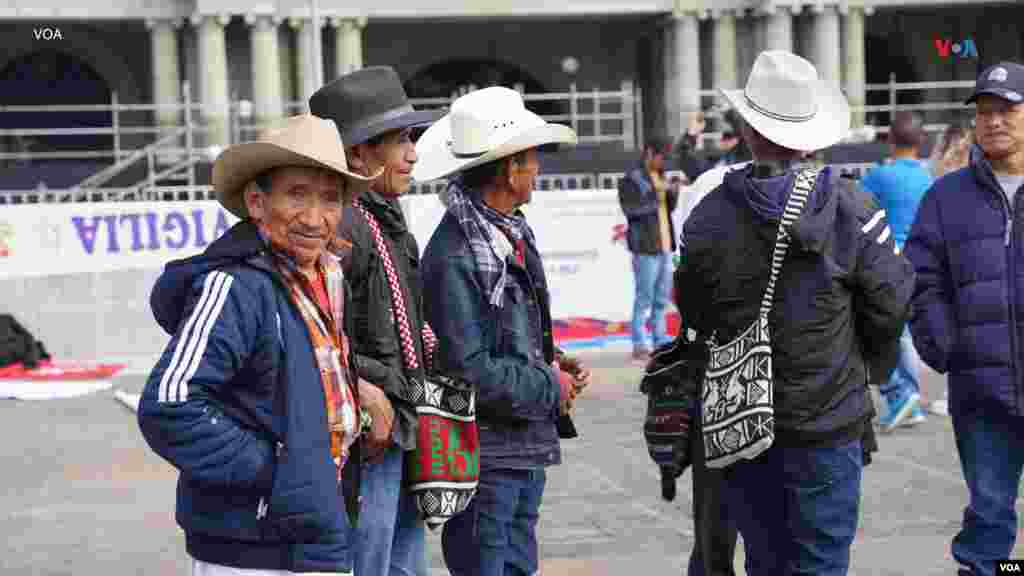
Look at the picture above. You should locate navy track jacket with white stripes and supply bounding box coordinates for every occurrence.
[138,221,361,573]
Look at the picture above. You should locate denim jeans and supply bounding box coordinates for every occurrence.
[951,410,1024,576]
[442,468,547,576]
[879,326,920,408]
[631,252,674,351]
[353,445,426,576]
[719,440,863,576]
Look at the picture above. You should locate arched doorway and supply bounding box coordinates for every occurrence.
[0,50,112,165]
[403,59,560,118]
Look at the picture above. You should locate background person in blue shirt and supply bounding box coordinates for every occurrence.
[861,111,933,432]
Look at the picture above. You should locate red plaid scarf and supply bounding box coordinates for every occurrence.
[274,251,359,479]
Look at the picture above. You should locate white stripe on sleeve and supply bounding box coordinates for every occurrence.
[877,226,891,245]
[174,274,233,402]
[157,271,234,403]
[861,210,886,234]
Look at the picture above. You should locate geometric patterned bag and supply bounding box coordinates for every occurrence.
[701,168,818,469]
[353,200,479,530]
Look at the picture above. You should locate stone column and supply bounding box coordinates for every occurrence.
[674,11,701,138]
[842,4,871,128]
[146,18,181,128]
[192,13,231,147]
[711,8,739,101]
[246,14,284,128]
[761,5,794,53]
[811,4,841,86]
[290,17,315,110]
[662,17,678,139]
[278,25,295,114]
[332,17,367,78]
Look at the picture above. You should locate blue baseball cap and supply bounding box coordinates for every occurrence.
[966,61,1024,105]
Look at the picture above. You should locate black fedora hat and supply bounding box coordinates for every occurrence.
[309,66,444,147]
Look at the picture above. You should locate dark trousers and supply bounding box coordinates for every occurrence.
[442,468,546,576]
[951,409,1024,576]
[720,440,863,576]
[687,408,739,576]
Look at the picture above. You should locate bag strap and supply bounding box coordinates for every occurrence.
[353,199,424,372]
[758,167,819,318]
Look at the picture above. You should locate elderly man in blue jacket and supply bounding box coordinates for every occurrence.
[904,61,1024,576]
[138,115,376,576]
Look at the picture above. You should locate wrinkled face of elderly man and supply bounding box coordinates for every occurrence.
[244,165,346,273]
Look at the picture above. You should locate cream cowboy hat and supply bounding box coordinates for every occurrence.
[720,50,850,152]
[412,86,578,183]
[212,114,380,219]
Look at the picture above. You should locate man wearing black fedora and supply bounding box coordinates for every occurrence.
[310,66,443,576]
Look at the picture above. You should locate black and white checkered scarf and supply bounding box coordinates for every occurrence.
[443,177,537,309]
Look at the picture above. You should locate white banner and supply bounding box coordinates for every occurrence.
[0,201,239,279]
[2,190,689,323]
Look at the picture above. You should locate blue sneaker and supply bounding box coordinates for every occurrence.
[879,391,920,433]
[900,404,927,428]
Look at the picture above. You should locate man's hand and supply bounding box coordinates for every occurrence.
[357,379,394,462]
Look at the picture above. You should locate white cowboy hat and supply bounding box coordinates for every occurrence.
[720,50,850,152]
[212,114,380,219]
[412,86,578,183]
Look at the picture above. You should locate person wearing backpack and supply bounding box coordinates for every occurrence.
[675,51,913,575]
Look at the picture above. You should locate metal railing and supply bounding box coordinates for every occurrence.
[0,74,975,193]
[0,81,642,191]
[407,81,643,150]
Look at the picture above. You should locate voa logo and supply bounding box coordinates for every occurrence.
[997,560,1023,574]
[934,37,979,59]
[33,27,64,40]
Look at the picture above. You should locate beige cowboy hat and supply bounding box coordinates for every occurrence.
[412,86,578,183]
[212,114,380,219]
[720,50,850,152]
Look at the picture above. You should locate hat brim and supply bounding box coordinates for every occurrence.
[719,80,850,152]
[966,88,1024,105]
[213,142,377,219]
[412,115,578,183]
[345,108,447,147]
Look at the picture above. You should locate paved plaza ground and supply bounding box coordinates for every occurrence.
[2,349,1022,575]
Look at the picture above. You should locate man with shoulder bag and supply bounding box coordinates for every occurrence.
[310,66,446,576]
[675,50,913,575]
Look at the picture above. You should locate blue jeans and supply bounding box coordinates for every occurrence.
[951,410,1024,576]
[354,445,426,576]
[879,326,920,407]
[720,440,863,575]
[442,468,547,576]
[631,252,673,350]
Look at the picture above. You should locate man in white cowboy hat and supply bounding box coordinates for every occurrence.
[138,114,378,576]
[414,86,592,576]
[904,61,1024,576]
[309,65,444,576]
[675,50,913,574]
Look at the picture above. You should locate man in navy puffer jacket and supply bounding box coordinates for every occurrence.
[139,115,373,575]
[904,61,1024,576]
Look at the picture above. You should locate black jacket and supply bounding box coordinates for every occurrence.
[617,163,680,254]
[676,164,913,448]
[338,190,425,452]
